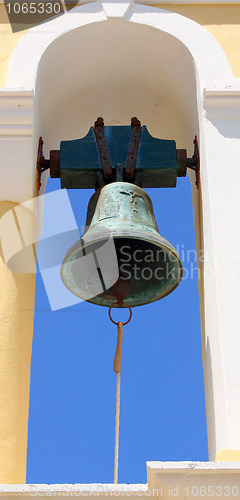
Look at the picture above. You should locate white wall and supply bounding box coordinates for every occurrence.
[1,1,240,461]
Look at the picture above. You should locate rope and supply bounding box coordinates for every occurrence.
[109,304,132,484]
[114,322,123,484]
[114,322,123,374]
[114,371,121,484]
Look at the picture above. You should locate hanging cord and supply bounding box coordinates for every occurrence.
[114,322,122,484]
[109,303,132,484]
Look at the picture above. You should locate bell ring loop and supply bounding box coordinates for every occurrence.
[109,302,132,326]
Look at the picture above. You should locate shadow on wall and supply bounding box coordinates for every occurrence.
[204,116,240,139]
[205,338,216,461]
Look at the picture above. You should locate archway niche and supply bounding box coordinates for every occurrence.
[31,18,204,464]
[5,1,240,467]
[34,19,200,242]
[34,19,198,155]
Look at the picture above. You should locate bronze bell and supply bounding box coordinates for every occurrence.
[61,182,183,307]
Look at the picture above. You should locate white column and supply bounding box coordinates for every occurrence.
[201,89,240,460]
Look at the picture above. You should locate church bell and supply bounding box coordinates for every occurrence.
[35,117,198,308]
[61,181,183,308]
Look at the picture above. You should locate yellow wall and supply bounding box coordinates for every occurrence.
[0,0,240,483]
[1,4,240,86]
[153,5,240,78]
[0,6,28,87]
[0,202,35,483]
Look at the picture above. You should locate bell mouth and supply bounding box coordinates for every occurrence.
[61,234,183,308]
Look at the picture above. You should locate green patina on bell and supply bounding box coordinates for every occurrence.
[61,182,183,308]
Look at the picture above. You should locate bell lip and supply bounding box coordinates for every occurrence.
[60,232,183,308]
[61,230,182,267]
[86,275,182,308]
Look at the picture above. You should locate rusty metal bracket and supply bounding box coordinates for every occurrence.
[187,136,200,188]
[176,136,200,188]
[176,149,188,178]
[49,150,60,179]
[94,117,113,180]
[36,137,49,190]
[125,117,142,179]
[36,137,60,190]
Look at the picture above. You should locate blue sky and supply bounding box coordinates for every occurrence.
[27,174,208,484]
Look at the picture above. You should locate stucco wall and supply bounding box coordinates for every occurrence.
[0,201,35,483]
[0,3,240,87]
[1,0,240,483]
[0,6,28,87]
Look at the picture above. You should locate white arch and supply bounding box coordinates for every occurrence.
[3,1,240,463]
[6,1,236,91]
